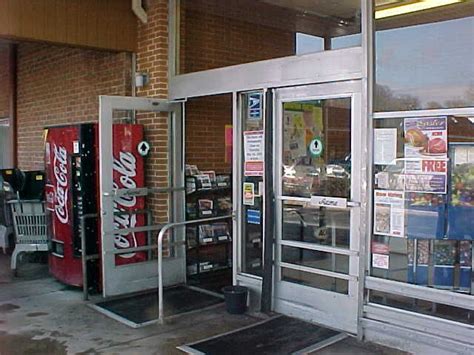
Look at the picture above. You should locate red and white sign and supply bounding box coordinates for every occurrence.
[405,158,448,194]
[112,124,147,265]
[372,241,389,254]
[53,144,69,224]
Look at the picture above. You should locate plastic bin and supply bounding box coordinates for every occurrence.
[222,285,248,314]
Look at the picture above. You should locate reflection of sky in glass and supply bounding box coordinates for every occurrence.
[297,15,473,108]
[296,33,361,54]
[332,34,361,49]
[376,16,474,106]
[296,33,323,55]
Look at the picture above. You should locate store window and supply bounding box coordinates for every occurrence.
[375,0,474,111]
[178,0,362,74]
[371,114,474,321]
[371,1,474,323]
[184,94,234,290]
[240,92,265,276]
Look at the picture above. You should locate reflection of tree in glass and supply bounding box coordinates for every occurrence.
[374,84,420,112]
[376,83,474,111]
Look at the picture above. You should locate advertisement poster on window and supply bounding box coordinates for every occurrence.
[404,117,447,159]
[243,182,255,206]
[404,158,448,194]
[244,130,264,176]
[283,111,306,159]
[374,190,405,237]
[372,241,390,270]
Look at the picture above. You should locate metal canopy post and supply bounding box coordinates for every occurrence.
[261,89,274,313]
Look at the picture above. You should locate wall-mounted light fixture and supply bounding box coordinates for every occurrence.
[135,73,149,88]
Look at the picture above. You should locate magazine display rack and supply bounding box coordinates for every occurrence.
[185,171,232,286]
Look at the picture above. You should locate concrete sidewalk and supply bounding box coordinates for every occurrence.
[0,253,408,354]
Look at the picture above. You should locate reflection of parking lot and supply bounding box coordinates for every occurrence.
[282,163,351,198]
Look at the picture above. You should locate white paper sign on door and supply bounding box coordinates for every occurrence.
[244,130,264,176]
[372,254,390,269]
[374,128,397,165]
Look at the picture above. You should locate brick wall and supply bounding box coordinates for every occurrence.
[180,0,295,74]
[180,0,295,175]
[13,0,295,217]
[0,44,11,119]
[16,43,132,170]
[185,95,232,174]
[135,0,170,223]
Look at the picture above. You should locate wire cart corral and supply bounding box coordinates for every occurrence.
[9,200,49,271]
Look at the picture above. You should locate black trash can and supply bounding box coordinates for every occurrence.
[222,285,248,314]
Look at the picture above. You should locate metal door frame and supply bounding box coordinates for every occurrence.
[99,95,185,298]
[273,81,363,334]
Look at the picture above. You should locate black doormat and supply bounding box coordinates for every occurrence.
[93,286,223,327]
[178,315,345,355]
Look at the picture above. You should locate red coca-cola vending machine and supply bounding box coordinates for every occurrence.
[44,123,147,289]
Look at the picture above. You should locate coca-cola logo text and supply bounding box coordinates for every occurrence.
[53,145,69,224]
[113,151,138,258]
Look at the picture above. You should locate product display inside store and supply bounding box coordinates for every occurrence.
[185,165,232,293]
[185,94,234,292]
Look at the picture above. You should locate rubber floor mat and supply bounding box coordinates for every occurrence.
[93,286,223,327]
[178,315,345,355]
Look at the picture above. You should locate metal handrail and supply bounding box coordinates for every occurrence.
[156,214,234,324]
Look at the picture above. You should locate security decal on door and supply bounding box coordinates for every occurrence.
[137,141,151,157]
[248,93,262,120]
[308,137,323,158]
[247,209,261,225]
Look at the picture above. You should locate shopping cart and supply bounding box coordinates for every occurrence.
[9,200,49,271]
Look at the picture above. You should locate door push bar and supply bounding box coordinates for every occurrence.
[103,186,186,198]
[156,214,234,324]
[278,196,361,208]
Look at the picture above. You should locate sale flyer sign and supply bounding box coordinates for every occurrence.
[404,117,447,159]
[374,190,405,237]
[405,158,448,194]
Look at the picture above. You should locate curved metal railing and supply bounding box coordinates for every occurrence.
[156,214,234,324]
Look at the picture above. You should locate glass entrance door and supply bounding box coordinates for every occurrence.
[273,81,362,334]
